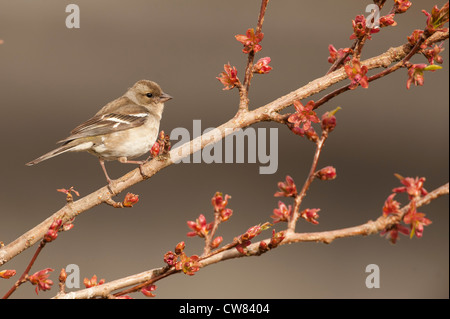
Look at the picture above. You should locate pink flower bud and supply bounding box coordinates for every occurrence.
[29,268,54,294]
[83,275,105,288]
[212,192,230,212]
[211,236,223,249]
[0,269,16,279]
[175,241,185,255]
[235,28,264,54]
[217,63,240,90]
[44,229,58,243]
[164,251,178,266]
[394,0,412,14]
[186,214,213,238]
[379,14,397,27]
[123,193,139,207]
[258,241,269,253]
[327,45,352,64]
[269,230,285,248]
[300,208,320,224]
[274,175,297,198]
[43,219,63,242]
[253,57,273,74]
[59,268,67,283]
[150,141,160,157]
[235,241,251,254]
[177,255,201,276]
[345,58,369,89]
[271,201,292,223]
[393,174,428,199]
[141,284,157,297]
[382,193,401,216]
[316,166,337,181]
[321,107,341,133]
[350,15,379,40]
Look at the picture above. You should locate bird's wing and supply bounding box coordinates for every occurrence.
[57,104,149,144]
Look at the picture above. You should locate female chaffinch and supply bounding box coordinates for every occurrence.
[26,80,173,184]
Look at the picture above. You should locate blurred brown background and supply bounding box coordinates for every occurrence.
[0,0,448,299]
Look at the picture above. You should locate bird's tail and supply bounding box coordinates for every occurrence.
[26,140,93,166]
[26,144,75,166]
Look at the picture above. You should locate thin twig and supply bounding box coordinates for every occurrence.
[288,133,327,232]
[327,41,357,74]
[239,0,270,114]
[113,267,177,298]
[327,1,396,74]
[203,212,221,256]
[315,31,431,110]
[2,241,46,299]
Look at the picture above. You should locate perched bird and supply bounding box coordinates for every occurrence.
[26,80,173,184]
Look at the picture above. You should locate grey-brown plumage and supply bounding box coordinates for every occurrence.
[26,80,173,183]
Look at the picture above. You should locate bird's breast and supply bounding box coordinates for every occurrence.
[91,119,160,160]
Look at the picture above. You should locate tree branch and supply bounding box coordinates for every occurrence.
[53,182,448,299]
[287,182,449,244]
[288,134,327,232]
[239,0,270,114]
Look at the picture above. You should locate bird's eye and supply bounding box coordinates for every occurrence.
[146,93,153,98]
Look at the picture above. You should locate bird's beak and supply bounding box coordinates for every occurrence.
[160,92,173,103]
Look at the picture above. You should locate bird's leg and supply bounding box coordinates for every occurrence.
[118,157,150,180]
[98,159,116,195]
[99,159,113,184]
